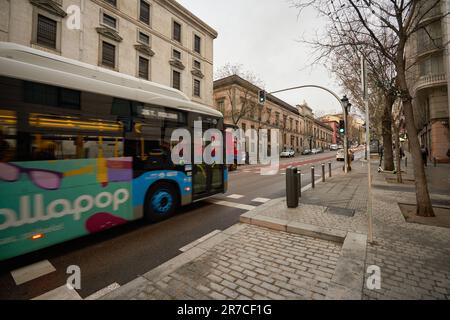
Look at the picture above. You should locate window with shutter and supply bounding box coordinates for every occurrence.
[173,21,181,42]
[172,49,181,60]
[102,41,116,68]
[139,56,149,79]
[172,70,181,90]
[140,1,150,24]
[139,32,150,45]
[194,35,201,54]
[103,13,117,29]
[193,79,201,97]
[37,15,57,49]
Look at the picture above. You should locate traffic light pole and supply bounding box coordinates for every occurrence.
[269,85,350,174]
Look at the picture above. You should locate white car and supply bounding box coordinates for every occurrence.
[336,149,345,161]
[336,149,355,161]
[280,149,295,158]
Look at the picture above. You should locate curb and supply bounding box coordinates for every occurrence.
[239,164,368,300]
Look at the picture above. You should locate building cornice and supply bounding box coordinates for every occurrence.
[134,44,155,57]
[29,0,67,17]
[157,0,218,39]
[96,27,123,42]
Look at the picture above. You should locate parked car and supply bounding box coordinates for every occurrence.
[330,144,339,151]
[280,149,295,158]
[311,148,320,155]
[302,149,311,155]
[336,149,355,161]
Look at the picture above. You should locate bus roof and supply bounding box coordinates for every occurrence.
[0,42,222,118]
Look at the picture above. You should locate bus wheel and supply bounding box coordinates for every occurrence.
[144,182,179,223]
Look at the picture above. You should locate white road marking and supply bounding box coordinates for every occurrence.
[84,283,121,300]
[227,194,244,199]
[11,260,56,286]
[179,230,222,252]
[32,285,82,300]
[207,199,256,211]
[252,198,271,204]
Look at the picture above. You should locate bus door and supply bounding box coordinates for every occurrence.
[192,118,224,200]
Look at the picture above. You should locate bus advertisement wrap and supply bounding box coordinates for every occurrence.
[0,157,133,260]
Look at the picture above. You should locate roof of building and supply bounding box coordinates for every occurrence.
[0,42,222,117]
[164,0,218,39]
[214,75,300,115]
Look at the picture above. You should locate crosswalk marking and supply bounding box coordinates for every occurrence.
[252,198,271,204]
[85,283,121,300]
[207,199,256,211]
[179,230,222,252]
[32,285,82,300]
[11,260,56,286]
[227,194,244,199]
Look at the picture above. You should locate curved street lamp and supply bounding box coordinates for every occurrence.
[269,85,351,173]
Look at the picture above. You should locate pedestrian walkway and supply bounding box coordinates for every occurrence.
[101,159,450,300]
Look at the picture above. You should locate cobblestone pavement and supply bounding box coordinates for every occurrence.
[251,160,450,300]
[103,160,450,300]
[107,225,342,300]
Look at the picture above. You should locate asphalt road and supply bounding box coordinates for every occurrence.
[0,151,352,300]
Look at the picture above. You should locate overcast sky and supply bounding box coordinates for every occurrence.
[177,0,346,116]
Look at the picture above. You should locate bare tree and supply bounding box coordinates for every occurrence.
[326,24,398,170]
[292,0,448,217]
[215,63,265,127]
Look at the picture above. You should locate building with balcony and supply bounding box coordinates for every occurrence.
[406,0,449,162]
[0,0,218,106]
[213,75,333,154]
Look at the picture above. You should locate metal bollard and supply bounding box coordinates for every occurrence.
[311,166,315,189]
[322,164,325,182]
[297,168,302,198]
[405,157,407,168]
[434,157,437,167]
[329,162,332,178]
[286,167,299,208]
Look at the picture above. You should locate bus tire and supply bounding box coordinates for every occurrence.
[144,182,179,223]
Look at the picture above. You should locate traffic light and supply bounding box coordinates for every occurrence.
[258,90,266,105]
[339,120,345,135]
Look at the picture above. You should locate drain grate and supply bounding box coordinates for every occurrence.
[326,207,356,217]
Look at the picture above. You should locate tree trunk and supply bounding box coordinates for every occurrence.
[382,95,395,171]
[393,124,403,184]
[397,70,435,217]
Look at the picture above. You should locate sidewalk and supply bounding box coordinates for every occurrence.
[101,159,450,300]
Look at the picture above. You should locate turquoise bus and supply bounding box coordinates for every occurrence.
[0,43,227,261]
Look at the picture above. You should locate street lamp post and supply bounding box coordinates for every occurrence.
[268,85,352,174]
[341,95,351,173]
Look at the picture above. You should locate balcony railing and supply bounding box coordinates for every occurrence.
[413,73,447,92]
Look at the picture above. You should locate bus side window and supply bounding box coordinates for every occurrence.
[0,110,17,162]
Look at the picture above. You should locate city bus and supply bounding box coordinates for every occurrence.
[0,42,227,261]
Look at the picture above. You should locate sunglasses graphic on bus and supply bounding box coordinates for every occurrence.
[0,160,130,191]
[0,162,64,190]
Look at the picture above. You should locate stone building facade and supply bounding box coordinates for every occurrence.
[213,75,333,154]
[320,114,366,147]
[405,0,449,162]
[0,0,218,106]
